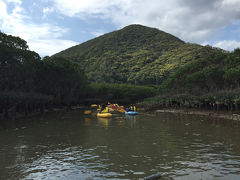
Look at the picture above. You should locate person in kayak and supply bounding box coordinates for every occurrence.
[126,104,136,112]
[99,103,109,113]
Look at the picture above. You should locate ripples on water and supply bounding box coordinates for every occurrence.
[1,112,240,179]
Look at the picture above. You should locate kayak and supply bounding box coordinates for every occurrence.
[97,112,112,118]
[125,111,138,115]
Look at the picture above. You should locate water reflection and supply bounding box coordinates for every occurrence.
[96,114,138,128]
[97,117,112,129]
[125,114,137,127]
[84,117,91,125]
[1,112,240,179]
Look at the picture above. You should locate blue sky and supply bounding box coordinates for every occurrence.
[1,0,240,57]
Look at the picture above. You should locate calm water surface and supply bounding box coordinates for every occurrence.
[1,111,240,179]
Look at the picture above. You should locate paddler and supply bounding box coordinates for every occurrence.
[126,104,136,112]
[99,103,109,113]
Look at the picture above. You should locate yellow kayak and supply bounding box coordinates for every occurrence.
[97,112,112,118]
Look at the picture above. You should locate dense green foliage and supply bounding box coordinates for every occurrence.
[37,56,87,105]
[54,24,220,85]
[2,23,240,117]
[161,49,240,93]
[0,31,158,118]
[54,24,240,112]
[139,89,240,112]
[0,32,88,118]
[81,83,157,104]
[140,49,240,111]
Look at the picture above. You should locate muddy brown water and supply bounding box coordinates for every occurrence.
[0,111,240,179]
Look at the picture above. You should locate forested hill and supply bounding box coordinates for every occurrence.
[0,31,158,118]
[54,24,222,84]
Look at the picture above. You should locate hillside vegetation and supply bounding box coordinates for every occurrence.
[140,49,240,111]
[3,23,240,118]
[0,31,89,118]
[54,24,240,112]
[0,31,157,119]
[54,24,221,85]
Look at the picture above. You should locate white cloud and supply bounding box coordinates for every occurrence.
[29,39,77,56]
[0,0,8,18]
[49,0,240,43]
[214,40,240,51]
[1,0,240,55]
[42,7,55,18]
[50,0,126,17]
[6,0,21,4]
[0,0,78,56]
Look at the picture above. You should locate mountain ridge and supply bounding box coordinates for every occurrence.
[54,24,221,84]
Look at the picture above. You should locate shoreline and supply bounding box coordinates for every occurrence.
[3,104,240,123]
[0,105,87,120]
[151,108,240,122]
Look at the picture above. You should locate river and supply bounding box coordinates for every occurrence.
[0,111,240,179]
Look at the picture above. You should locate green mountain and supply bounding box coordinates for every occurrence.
[54,24,221,85]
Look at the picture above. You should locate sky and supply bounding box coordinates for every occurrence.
[0,0,240,57]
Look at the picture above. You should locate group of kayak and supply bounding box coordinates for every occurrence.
[86,103,138,118]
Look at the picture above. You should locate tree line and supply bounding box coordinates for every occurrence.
[0,32,157,119]
[0,32,87,118]
[161,49,240,93]
[141,49,240,112]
